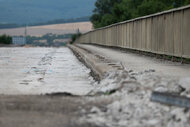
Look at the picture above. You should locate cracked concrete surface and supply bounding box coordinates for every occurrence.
[0,45,190,127]
[0,47,94,95]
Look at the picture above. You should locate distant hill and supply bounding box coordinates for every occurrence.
[0,16,90,29]
[0,0,96,24]
[0,22,93,37]
[30,16,90,26]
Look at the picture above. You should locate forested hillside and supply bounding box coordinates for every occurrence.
[91,0,190,28]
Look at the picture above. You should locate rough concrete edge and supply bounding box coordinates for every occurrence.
[68,44,103,82]
[68,44,124,83]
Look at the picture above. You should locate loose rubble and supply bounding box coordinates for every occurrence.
[80,69,190,127]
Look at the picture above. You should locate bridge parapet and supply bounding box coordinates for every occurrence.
[75,5,190,59]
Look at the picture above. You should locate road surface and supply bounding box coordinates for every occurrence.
[0,46,189,127]
[78,44,190,78]
[0,47,94,95]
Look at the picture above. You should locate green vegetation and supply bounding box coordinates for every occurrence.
[91,0,190,28]
[70,33,82,44]
[0,35,12,44]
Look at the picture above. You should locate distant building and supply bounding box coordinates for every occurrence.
[12,36,26,45]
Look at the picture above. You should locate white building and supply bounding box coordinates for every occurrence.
[12,36,26,45]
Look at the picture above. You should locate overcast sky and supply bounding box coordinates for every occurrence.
[0,0,96,24]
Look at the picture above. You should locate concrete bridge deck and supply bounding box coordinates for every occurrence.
[78,44,190,78]
[0,45,190,127]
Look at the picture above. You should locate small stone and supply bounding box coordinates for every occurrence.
[147,119,159,125]
[81,109,86,114]
[154,86,168,92]
[171,85,186,94]
[129,70,133,73]
[90,107,101,114]
[144,69,155,73]
[179,78,190,91]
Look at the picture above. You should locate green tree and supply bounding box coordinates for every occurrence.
[90,0,122,28]
[0,35,12,44]
[185,0,190,4]
[91,0,190,28]
[137,0,166,16]
[70,33,81,44]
